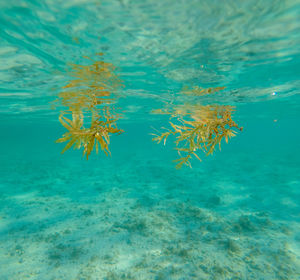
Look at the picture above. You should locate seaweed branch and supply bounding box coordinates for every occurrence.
[152,87,242,168]
[56,54,123,158]
[57,109,123,159]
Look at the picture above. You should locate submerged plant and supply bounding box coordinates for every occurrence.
[56,53,123,158]
[152,89,242,168]
[57,108,123,159]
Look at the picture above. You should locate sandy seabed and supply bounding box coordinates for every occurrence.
[0,150,299,280]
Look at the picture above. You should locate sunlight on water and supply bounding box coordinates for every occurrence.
[0,0,299,279]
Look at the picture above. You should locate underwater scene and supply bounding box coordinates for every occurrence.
[0,0,300,279]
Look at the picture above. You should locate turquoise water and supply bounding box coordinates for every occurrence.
[1,0,300,279]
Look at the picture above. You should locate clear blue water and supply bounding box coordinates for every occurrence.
[0,0,300,279]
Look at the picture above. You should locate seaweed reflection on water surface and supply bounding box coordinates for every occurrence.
[56,53,123,159]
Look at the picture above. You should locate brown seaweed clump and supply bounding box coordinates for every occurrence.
[57,109,122,159]
[152,101,242,169]
[56,53,123,158]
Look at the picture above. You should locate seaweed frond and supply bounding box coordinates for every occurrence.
[57,108,123,159]
[152,103,242,168]
[55,54,124,158]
